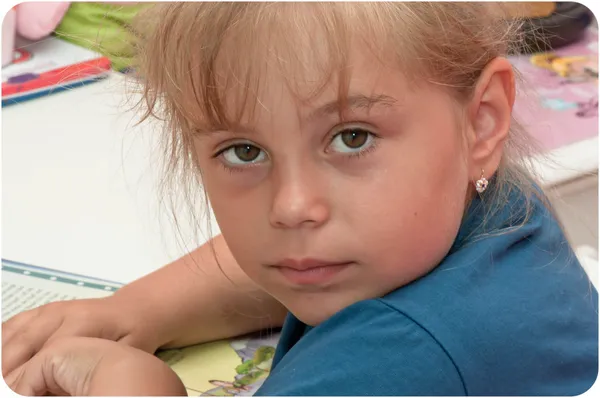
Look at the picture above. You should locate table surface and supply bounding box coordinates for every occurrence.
[2,74,220,283]
[2,73,597,283]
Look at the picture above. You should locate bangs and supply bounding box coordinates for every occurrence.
[134,2,407,135]
[132,2,541,248]
[133,2,518,143]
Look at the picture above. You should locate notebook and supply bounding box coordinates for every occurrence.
[1,35,111,107]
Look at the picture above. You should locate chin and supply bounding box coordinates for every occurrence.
[271,288,376,326]
[291,310,331,326]
[285,300,349,326]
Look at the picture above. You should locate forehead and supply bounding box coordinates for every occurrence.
[170,3,430,133]
[211,29,412,131]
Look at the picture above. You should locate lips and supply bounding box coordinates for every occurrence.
[275,258,348,271]
[272,258,351,285]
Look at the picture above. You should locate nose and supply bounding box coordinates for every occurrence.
[269,165,330,229]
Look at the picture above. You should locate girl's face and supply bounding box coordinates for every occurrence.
[195,46,472,325]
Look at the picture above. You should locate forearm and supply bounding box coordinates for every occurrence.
[110,234,287,350]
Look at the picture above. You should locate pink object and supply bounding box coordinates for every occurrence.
[2,2,136,68]
[15,2,71,41]
[1,2,70,67]
[2,8,16,66]
[510,28,598,152]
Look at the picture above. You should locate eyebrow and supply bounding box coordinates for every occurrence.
[308,93,398,121]
[198,93,399,137]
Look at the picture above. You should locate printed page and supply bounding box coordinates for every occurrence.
[2,260,119,322]
[1,259,280,396]
[158,332,281,396]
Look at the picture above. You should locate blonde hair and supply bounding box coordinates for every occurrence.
[131,2,547,244]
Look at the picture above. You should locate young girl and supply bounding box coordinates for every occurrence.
[2,2,598,396]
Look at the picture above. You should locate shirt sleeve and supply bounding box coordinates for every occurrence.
[255,300,466,396]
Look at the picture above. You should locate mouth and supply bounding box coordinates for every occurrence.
[271,258,352,286]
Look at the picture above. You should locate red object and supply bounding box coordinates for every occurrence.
[2,57,111,96]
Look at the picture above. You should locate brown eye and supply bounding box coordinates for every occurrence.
[329,128,374,154]
[234,144,261,162]
[221,143,266,165]
[340,129,369,148]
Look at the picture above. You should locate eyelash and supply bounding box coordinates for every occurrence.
[213,125,379,172]
[219,162,243,174]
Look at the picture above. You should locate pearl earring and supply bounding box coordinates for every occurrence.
[475,170,489,193]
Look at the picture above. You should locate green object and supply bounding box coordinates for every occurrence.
[55,2,146,71]
[252,346,275,367]
[235,359,254,375]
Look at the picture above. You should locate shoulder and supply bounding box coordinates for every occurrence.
[256,300,466,396]
[377,191,598,395]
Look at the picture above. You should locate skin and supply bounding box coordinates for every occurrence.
[196,44,514,326]
[3,37,515,396]
[5,337,187,396]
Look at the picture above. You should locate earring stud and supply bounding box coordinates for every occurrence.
[475,170,488,193]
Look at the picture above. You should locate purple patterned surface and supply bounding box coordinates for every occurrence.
[510,28,598,151]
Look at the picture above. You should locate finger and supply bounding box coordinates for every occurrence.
[2,336,40,379]
[5,353,67,397]
[2,309,39,348]
[119,333,157,353]
[3,362,22,388]
[4,362,37,396]
[2,317,62,377]
[2,308,41,372]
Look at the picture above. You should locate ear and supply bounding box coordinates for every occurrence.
[466,57,515,181]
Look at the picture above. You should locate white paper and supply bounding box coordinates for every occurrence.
[1,260,121,322]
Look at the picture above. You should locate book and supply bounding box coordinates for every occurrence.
[1,36,111,107]
[1,259,281,397]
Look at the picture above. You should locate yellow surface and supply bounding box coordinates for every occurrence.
[158,340,241,396]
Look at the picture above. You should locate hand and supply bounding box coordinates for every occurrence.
[4,336,187,396]
[2,296,160,378]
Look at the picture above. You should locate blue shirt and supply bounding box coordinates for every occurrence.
[256,187,598,395]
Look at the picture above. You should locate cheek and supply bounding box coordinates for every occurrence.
[362,159,466,248]
[356,117,469,277]
[199,172,272,277]
[363,172,467,282]
[409,127,468,242]
[205,186,259,241]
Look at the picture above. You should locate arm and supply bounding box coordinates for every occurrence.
[2,234,285,377]
[111,234,288,350]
